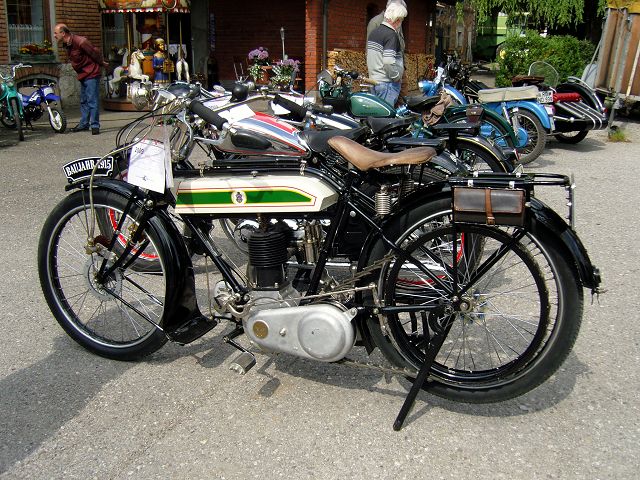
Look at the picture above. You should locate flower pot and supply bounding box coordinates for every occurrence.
[254,65,272,85]
[14,53,55,63]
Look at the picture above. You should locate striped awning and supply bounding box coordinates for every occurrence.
[99,0,190,13]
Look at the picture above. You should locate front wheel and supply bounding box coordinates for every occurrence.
[38,189,172,360]
[514,109,546,164]
[48,106,67,133]
[9,97,24,141]
[367,199,583,403]
[555,130,588,144]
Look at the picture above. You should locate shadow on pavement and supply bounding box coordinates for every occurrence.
[0,336,133,473]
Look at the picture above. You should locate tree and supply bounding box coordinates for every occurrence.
[468,0,607,42]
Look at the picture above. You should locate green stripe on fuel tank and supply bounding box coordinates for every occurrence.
[176,189,312,206]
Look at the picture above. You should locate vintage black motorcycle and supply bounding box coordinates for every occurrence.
[38,91,602,429]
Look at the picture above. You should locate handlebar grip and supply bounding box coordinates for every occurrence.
[273,93,307,121]
[309,103,334,115]
[189,100,228,130]
[360,77,379,86]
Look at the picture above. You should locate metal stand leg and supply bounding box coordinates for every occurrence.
[393,322,452,431]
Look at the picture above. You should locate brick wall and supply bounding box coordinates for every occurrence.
[212,1,306,86]
[214,0,432,91]
[55,0,104,61]
[0,0,9,64]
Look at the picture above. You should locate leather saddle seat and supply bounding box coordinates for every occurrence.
[327,135,436,172]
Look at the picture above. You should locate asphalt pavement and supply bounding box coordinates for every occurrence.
[0,105,638,479]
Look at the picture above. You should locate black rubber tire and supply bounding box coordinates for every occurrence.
[1,107,16,128]
[365,198,583,403]
[10,97,24,141]
[48,107,67,133]
[38,189,171,360]
[555,130,588,144]
[514,109,547,164]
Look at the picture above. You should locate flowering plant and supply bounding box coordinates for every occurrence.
[248,47,269,64]
[248,47,270,81]
[271,58,300,87]
[19,40,54,55]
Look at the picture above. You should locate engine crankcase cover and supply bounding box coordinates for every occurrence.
[245,303,357,362]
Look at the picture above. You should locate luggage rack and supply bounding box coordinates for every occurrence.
[448,171,576,229]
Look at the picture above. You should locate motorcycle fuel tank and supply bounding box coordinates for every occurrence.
[216,112,310,157]
[349,92,395,118]
[173,173,338,214]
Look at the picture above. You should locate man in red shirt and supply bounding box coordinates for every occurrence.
[54,23,108,135]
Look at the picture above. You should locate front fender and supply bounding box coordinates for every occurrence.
[66,178,208,337]
[509,101,553,130]
[443,84,467,105]
[445,105,519,146]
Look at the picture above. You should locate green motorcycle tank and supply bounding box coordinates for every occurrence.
[349,92,395,118]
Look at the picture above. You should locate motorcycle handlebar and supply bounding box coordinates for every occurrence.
[273,93,335,120]
[273,93,308,120]
[188,100,228,130]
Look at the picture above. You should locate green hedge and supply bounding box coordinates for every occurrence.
[495,31,595,87]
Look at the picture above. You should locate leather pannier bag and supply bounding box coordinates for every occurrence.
[453,187,526,226]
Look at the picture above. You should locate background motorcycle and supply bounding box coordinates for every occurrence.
[0,63,28,141]
[18,81,67,133]
[431,57,552,164]
[511,61,608,144]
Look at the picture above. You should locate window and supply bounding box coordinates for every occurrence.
[7,0,50,57]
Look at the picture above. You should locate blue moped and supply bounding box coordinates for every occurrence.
[0,63,28,141]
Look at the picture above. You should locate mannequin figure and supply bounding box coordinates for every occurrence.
[152,38,169,84]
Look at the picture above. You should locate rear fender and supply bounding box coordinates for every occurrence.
[67,178,206,335]
[556,81,605,113]
[529,197,601,290]
[508,101,553,130]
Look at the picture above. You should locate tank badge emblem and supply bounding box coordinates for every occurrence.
[231,190,247,205]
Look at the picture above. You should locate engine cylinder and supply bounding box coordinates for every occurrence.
[248,230,289,288]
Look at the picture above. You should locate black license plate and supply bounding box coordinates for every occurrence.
[62,156,115,182]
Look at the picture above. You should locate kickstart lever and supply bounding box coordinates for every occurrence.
[224,326,257,375]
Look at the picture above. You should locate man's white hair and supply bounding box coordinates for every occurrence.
[384,2,408,22]
[386,0,407,8]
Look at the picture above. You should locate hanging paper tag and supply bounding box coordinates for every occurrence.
[163,122,174,189]
[127,139,166,193]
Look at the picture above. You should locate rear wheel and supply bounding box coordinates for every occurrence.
[366,198,582,403]
[38,189,170,360]
[555,130,588,144]
[9,97,24,141]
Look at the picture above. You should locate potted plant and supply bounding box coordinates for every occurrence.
[247,47,270,84]
[17,40,55,62]
[271,58,301,90]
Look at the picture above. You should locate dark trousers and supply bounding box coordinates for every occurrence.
[79,76,100,129]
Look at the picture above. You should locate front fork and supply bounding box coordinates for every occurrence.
[504,104,528,148]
